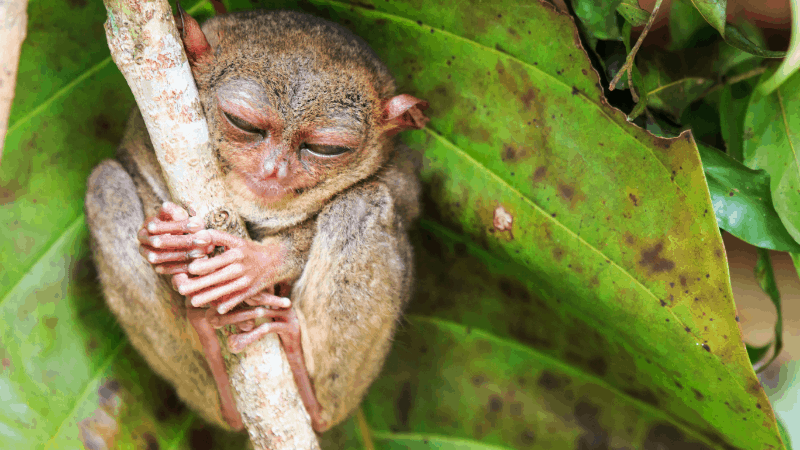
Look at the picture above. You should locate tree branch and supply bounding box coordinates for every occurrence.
[0,0,28,164]
[101,1,319,448]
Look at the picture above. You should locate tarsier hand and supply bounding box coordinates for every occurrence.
[138,202,292,316]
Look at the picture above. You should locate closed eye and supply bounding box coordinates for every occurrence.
[300,143,351,157]
[223,111,265,135]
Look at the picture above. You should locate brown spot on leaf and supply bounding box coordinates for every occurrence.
[574,401,610,450]
[692,388,705,401]
[521,88,536,109]
[559,184,574,201]
[588,356,607,377]
[44,317,58,329]
[644,423,713,449]
[498,278,531,302]
[639,243,675,273]
[533,166,547,181]
[520,429,536,446]
[488,395,503,412]
[625,388,660,407]
[144,433,159,450]
[629,193,639,206]
[538,370,567,391]
[502,145,518,162]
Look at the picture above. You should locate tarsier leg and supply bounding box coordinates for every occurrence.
[208,294,327,432]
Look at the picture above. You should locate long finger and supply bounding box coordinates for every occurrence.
[189,276,251,307]
[139,228,212,250]
[158,202,190,221]
[216,287,264,314]
[144,215,204,235]
[175,264,245,296]
[191,229,246,249]
[245,292,291,309]
[188,247,244,276]
[154,262,190,275]
[139,246,202,265]
[208,306,272,328]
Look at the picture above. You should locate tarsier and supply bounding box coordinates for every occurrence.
[85,6,428,433]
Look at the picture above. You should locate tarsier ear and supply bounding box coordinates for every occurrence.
[381,94,430,136]
[176,2,213,67]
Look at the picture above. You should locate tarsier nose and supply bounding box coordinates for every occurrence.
[277,161,288,179]
[263,159,276,176]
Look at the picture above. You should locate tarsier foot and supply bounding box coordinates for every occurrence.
[206,292,327,431]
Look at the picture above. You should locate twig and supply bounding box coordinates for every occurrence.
[101,0,319,448]
[609,0,664,100]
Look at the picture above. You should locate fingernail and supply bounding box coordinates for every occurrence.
[192,238,209,246]
[155,265,164,274]
[189,249,204,258]
[281,297,291,308]
[147,252,157,263]
[151,237,161,248]
[147,223,157,233]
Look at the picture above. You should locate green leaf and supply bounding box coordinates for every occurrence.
[670,0,717,50]
[743,69,800,247]
[2,0,786,448]
[697,143,800,251]
[688,0,726,36]
[715,22,766,75]
[725,23,786,58]
[572,0,623,41]
[642,71,714,121]
[752,249,784,372]
[617,0,649,27]
[719,64,763,161]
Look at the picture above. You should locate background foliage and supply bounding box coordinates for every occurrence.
[0,0,796,448]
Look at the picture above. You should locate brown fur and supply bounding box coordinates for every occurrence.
[85,9,421,433]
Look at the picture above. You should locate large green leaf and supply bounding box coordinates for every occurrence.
[743,69,800,248]
[1,0,785,449]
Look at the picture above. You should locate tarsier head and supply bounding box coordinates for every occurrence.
[177,7,429,229]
